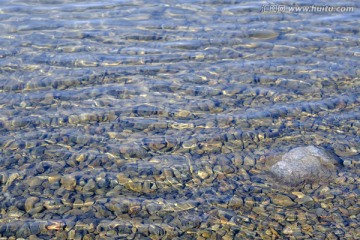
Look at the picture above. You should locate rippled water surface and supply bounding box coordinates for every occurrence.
[0,0,359,239]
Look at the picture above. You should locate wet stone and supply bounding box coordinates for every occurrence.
[243,155,255,167]
[270,145,341,186]
[25,197,39,213]
[333,143,358,157]
[68,115,80,124]
[83,179,96,192]
[296,196,314,207]
[17,223,32,238]
[247,29,279,40]
[61,175,77,190]
[75,135,90,145]
[269,193,296,207]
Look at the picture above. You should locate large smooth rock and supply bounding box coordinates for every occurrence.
[270,146,340,186]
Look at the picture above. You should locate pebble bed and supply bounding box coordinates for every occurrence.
[0,0,359,239]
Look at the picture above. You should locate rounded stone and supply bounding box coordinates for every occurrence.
[61,175,77,190]
[270,145,341,186]
[25,197,39,213]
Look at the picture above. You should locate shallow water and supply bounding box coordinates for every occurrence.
[0,0,359,239]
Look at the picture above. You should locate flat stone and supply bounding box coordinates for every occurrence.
[25,197,39,213]
[243,155,255,166]
[269,193,296,207]
[270,145,340,186]
[61,175,77,190]
[333,143,358,157]
[17,223,32,238]
[197,170,209,179]
[248,29,279,40]
[296,196,314,207]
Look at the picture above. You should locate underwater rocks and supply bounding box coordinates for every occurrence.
[270,146,341,186]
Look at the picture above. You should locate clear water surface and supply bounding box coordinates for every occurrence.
[0,0,359,239]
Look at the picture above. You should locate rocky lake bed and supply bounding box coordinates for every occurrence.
[0,0,359,239]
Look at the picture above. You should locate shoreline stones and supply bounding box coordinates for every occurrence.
[270,146,341,186]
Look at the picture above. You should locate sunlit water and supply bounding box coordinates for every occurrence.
[0,0,359,239]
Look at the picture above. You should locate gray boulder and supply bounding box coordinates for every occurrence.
[270,145,340,186]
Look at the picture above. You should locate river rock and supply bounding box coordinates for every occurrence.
[270,146,341,186]
[269,193,296,207]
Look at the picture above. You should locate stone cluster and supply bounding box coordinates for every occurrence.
[0,1,359,239]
